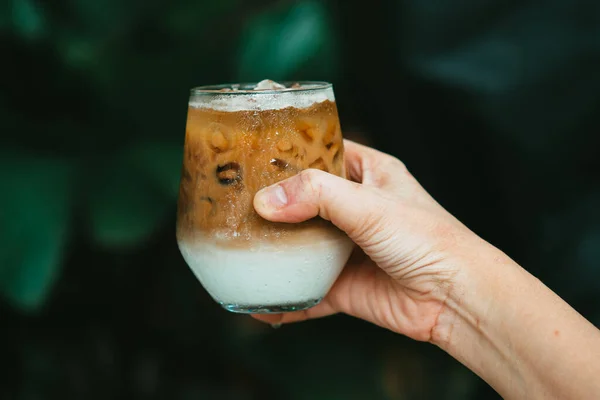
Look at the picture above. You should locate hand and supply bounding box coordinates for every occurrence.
[252,139,600,399]
[252,139,481,341]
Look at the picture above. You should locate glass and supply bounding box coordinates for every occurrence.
[176,81,354,313]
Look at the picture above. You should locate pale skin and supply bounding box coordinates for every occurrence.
[251,140,600,399]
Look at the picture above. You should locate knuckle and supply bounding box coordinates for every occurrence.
[363,154,409,188]
[296,168,325,197]
[383,155,408,173]
[377,155,414,188]
[297,168,317,187]
[298,168,319,182]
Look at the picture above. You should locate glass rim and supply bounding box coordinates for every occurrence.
[190,81,332,96]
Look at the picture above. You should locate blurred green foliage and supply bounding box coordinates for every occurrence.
[0,154,71,310]
[2,0,338,311]
[1,0,599,399]
[236,1,337,81]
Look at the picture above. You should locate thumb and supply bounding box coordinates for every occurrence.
[253,169,391,246]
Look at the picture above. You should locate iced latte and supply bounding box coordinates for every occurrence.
[176,80,354,313]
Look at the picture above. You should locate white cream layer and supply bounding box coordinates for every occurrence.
[178,236,354,306]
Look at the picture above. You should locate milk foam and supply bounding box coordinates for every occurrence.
[178,237,354,306]
[189,84,335,112]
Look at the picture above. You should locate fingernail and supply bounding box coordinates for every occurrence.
[257,185,288,209]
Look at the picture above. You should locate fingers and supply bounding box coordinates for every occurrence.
[343,139,389,165]
[342,139,370,183]
[253,168,392,245]
[343,139,409,188]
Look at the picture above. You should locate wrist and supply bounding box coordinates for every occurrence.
[429,235,600,399]
[429,238,528,397]
[430,239,511,346]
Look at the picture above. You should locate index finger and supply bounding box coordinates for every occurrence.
[343,139,373,183]
[343,139,405,187]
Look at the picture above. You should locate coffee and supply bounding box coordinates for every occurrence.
[176,81,354,313]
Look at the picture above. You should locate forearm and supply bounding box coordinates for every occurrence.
[432,239,600,399]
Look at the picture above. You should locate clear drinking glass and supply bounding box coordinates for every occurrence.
[176,81,354,313]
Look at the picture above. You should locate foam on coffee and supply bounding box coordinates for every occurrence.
[189,79,335,112]
[178,236,353,306]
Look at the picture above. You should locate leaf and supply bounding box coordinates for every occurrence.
[11,0,45,40]
[0,153,72,312]
[236,1,337,81]
[87,144,178,249]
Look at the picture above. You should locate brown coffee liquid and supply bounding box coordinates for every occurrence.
[177,100,346,247]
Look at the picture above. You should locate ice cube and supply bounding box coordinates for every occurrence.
[254,79,286,91]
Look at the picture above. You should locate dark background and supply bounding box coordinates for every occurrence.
[2,0,600,399]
